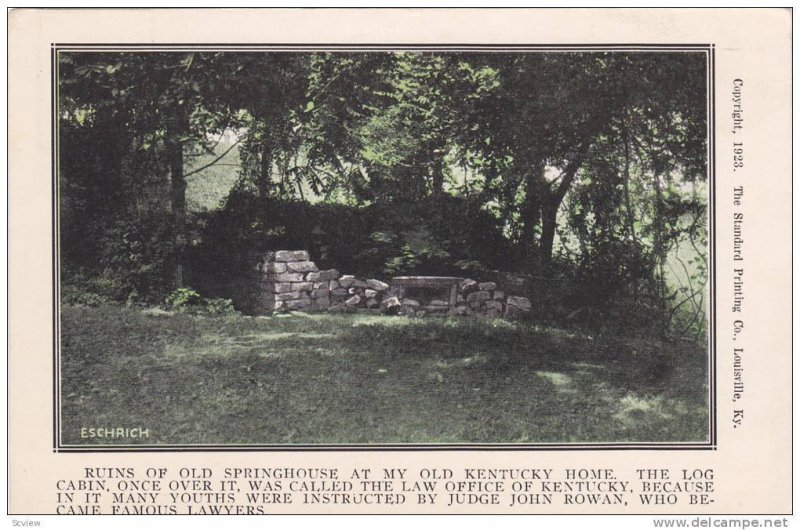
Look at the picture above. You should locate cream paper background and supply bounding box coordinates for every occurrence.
[8,8,792,514]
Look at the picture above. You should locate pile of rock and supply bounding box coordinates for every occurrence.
[253,250,532,320]
[256,250,390,313]
[328,276,391,313]
[453,279,506,318]
[447,279,531,319]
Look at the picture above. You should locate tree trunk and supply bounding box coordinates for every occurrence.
[520,162,545,269]
[431,147,445,196]
[622,125,637,240]
[540,199,559,272]
[539,153,586,274]
[429,146,447,232]
[165,123,186,289]
[652,169,668,326]
[258,121,272,197]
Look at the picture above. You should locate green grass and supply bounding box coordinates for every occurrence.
[60,305,708,445]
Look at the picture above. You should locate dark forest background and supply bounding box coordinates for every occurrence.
[58,51,708,337]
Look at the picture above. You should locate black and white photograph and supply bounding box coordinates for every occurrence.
[56,46,711,448]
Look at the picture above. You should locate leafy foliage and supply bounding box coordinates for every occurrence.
[190,191,514,290]
[163,287,239,316]
[59,50,708,337]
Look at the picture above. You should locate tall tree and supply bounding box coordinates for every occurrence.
[60,52,242,287]
[458,52,706,274]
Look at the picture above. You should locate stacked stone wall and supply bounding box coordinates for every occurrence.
[251,250,531,320]
[255,251,390,313]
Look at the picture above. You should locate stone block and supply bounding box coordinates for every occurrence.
[493,290,505,300]
[311,288,330,299]
[274,272,305,283]
[366,279,389,291]
[478,281,497,291]
[307,269,339,282]
[263,262,287,274]
[364,289,377,298]
[331,288,349,297]
[329,280,340,290]
[466,290,491,304]
[345,295,362,308]
[277,291,304,301]
[291,282,313,292]
[271,282,293,294]
[380,296,402,315]
[339,275,355,288]
[284,298,312,310]
[274,250,310,262]
[485,300,503,310]
[504,296,532,319]
[286,260,319,273]
[506,296,532,311]
[460,279,478,294]
[352,279,368,288]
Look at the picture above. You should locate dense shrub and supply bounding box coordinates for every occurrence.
[188,190,519,297]
[163,287,239,316]
[61,283,113,307]
[60,115,177,304]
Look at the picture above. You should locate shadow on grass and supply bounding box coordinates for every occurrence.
[60,306,708,445]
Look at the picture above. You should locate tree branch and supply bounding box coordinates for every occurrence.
[182,138,243,179]
[551,144,590,204]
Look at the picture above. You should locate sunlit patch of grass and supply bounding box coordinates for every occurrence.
[570,362,606,371]
[350,315,420,328]
[613,394,667,426]
[434,354,489,370]
[534,371,573,388]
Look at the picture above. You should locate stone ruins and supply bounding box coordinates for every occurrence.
[250,250,532,319]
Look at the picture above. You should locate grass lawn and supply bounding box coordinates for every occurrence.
[60,305,708,445]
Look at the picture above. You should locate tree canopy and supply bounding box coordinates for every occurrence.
[59,50,707,335]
